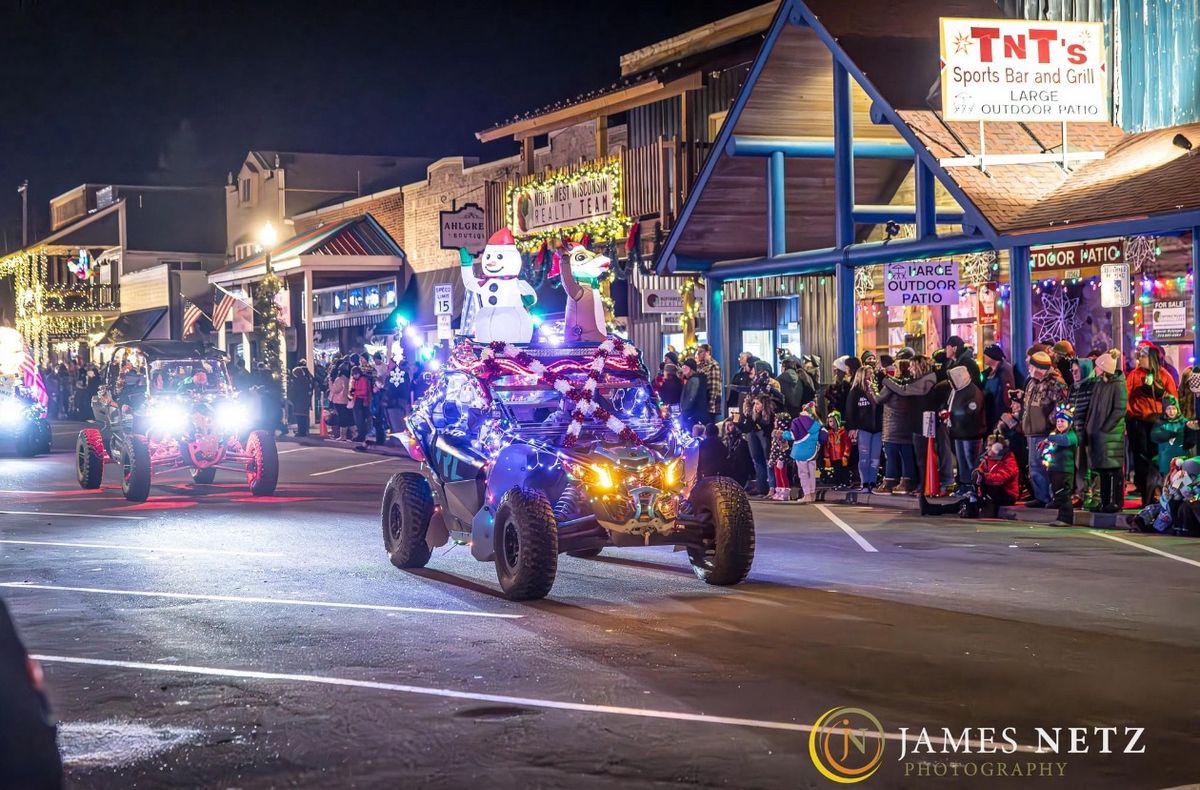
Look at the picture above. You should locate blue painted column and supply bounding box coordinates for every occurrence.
[832,58,856,358]
[705,274,726,415]
[1009,246,1033,377]
[915,160,937,239]
[767,150,786,257]
[1193,228,1200,365]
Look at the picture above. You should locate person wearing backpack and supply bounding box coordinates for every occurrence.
[946,364,987,498]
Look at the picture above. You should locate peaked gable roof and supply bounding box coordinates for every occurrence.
[212,214,405,277]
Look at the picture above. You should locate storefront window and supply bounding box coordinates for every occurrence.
[383,283,396,307]
[365,285,380,310]
[333,290,348,313]
[348,288,364,311]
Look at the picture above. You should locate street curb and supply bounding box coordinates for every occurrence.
[276,434,411,458]
[787,488,1134,530]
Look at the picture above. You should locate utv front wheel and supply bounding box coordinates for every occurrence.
[494,487,558,601]
[121,436,152,502]
[76,429,104,489]
[245,430,278,496]
[381,472,434,569]
[686,477,755,586]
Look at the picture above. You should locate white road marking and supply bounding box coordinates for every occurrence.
[29,654,1046,752]
[309,459,392,477]
[0,539,282,558]
[0,510,146,521]
[1091,531,1200,569]
[814,504,879,553]
[277,447,312,455]
[0,582,522,619]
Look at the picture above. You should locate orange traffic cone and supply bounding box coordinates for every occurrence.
[925,436,939,496]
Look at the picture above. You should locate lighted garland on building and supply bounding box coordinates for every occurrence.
[678,276,701,350]
[253,272,286,397]
[505,157,631,251]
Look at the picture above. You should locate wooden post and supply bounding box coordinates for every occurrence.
[595,115,608,158]
[521,137,535,176]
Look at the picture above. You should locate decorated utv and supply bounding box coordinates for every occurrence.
[0,327,51,458]
[381,225,752,601]
[76,341,278,502]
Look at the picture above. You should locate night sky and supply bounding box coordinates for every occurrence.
[0,0,759,250]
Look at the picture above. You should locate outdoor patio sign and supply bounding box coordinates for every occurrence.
[939,18,1108,123]
[883,261,960,307]
[1030,238,1123,270]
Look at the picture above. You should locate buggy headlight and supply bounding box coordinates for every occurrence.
[148,402,190,435]
[215,400,250,432]
[661,459,682,489]
[0,397,22,426]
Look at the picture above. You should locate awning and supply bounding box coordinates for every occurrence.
[97,307,167,345]
[315,309,393,330]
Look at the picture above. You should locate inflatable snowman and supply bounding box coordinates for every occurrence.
[461,228,536,345]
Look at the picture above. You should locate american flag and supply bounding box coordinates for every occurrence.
[211,291,239,329]
[20,350,47,407]
[181,296,209,337]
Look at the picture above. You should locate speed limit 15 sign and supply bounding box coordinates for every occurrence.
[434,283,453,316]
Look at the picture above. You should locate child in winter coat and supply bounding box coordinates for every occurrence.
[974,433,1019,517]
[1039,406,1079,526]
[1132,456,1197,534]
[1150,393,1188,485]
[784,402,823,503]
[768,413,793,500]
[820,411,852,487]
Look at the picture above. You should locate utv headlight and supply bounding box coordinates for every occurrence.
[0,397,23,427]
[215,400,250,432]
[661,459,682,489]
[148,402,190,435]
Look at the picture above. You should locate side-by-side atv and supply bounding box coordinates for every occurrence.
[76,341,278,502]
[381,341,754,600]
[0,327,51,457]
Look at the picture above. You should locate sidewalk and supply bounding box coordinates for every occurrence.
[810,487,1134,530]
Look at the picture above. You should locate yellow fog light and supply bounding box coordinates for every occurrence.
[591,464,615,490]
[662,459,681,488]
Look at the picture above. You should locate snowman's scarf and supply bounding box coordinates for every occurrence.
[480,338,642,447]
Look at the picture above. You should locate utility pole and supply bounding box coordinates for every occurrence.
[17,181,28,247]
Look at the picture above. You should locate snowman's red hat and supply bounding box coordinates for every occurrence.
[487,228,516,247]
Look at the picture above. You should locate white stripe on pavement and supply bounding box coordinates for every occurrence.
[0,510,146,521]
[1091,531,1200,570]
[309,459,392,477]
[0,539,282,558]
[277,447,312,455]
[0,582,522,620]
[814,504,879,553]
[28,654,1046,752]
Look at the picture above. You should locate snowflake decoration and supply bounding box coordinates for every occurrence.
[389,366,405,388]
[953,32,972,54]
[1032,285,1082,343]
[1123,236,1157,273]
[853,266,876,299]
[960,251,996,285]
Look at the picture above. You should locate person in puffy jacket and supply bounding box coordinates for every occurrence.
[1039,406,1078,526]
[1021,351,1070,506]
[1086,350,1126,513]
[879,356,939,495]
[350,366,373,449]
[981,344,1016,435]
[975,433,1019,516]
[785,402,823,503]
[328,363,351,441]
[1069,357,1096,506]
[1150,394,1188,479]
[844,365,883,491]
[947,364,986,497]
[1180,366,1200,455]
[869,357,927,494]
[1126,342,1178,506]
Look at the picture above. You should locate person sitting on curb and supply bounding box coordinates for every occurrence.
[975,433,1020,517]
[1150,393,1188,491]
[1039,406,1078,526]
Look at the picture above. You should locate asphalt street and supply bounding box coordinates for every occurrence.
[2,423,1199,789]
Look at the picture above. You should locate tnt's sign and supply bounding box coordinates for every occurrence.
[884,261,961,307]
[940,18,1107,122]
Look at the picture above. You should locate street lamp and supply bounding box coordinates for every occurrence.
[258,222,277,273]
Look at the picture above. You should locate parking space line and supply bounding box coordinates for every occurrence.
[309,459,392,477]
[0,510,146,521]
[1091,531,1200,569]
[28,654,1045,752]
[813,504,879,552]
[0,539,282,558]
[0,582,523,619]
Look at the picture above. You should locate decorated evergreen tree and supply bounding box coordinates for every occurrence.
[254,272,286,399]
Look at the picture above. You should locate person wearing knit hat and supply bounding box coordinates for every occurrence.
[983,344,1005,363]
[1084,348,1126,513]
[1050,340,1078,393]
[1026,342,1049,360]
[832,355,850,374]
[981,342,1017,436]
[860,349,878,366]
[1129,340,1179,506]
[1051,340,1076,359]
[895,347,916,361]
[1020,348,1070,506]
[1151,392,1187,479]
[1041,403,1079,525]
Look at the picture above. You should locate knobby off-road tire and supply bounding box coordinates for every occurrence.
[687,476,755,586]
[381,472,434,569]
[76,429,104,489]
[121,436,152,503]
[245,430,278,497]
[494,487,558,601]
[191,466,217,484]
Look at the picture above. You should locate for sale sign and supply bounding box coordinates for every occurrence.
[939,18,1108,123]
[883,261,961,307]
